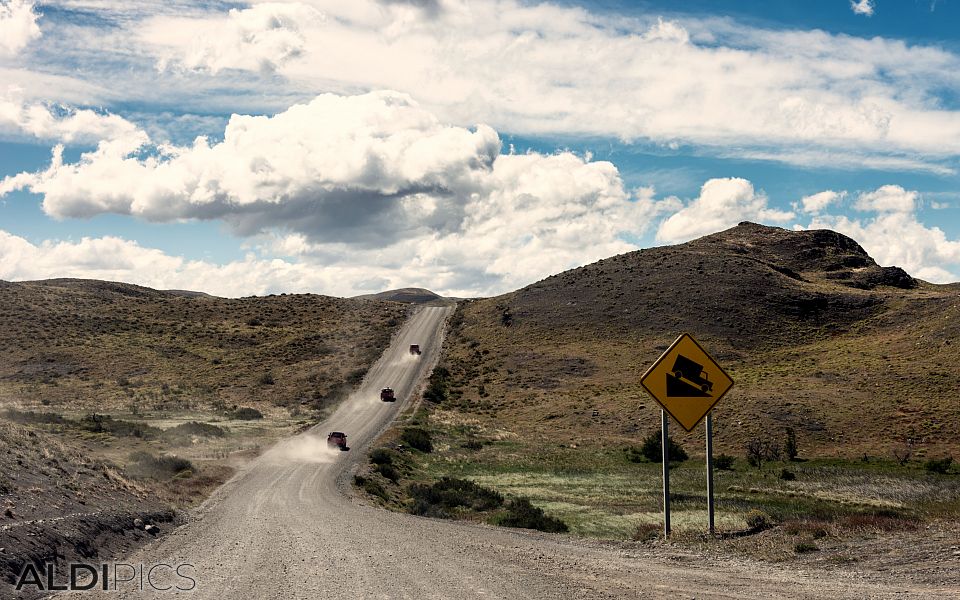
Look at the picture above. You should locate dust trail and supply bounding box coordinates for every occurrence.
[389,352,420,368]
[264,433,344,464]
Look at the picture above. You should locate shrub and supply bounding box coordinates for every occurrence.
[354,475,389,501]
[229,407,263,420]
[632,522,661,542]
[714,454,735,471]
[163,422,227,445]
[745,437,781,468]
[794,542,818,553]
[128,451,193,480]
[784,427,798,461]
[461,440,483,451]
[423,367,450,404]
[369,448,396,465]
[375,463,400,483]
[408,477,504,518]
[924,457,953,474]
[493,497,568,533]
[401,427,433,453]
[346,368,367,385]
[636,431,688,463]
[745,509,772,531]
[79,414,161,439]
[779,468,797,481]
[258,372,275,385]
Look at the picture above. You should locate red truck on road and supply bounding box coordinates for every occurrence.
[409,344,421,355]
[327,432,349,451]
[380,388,396,402]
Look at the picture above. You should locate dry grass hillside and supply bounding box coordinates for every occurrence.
[436,222,959,458]
[0,279,407,592]
[0,279,407,415]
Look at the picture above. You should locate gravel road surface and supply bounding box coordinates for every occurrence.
[61,306,956,599]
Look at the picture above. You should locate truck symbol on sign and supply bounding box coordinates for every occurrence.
[666,354,713,397]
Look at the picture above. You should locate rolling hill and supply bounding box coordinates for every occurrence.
[433,222,959,458]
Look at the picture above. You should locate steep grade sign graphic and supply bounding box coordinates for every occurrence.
[640,333,734,431]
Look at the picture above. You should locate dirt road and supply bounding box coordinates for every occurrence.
[62,306,956,599]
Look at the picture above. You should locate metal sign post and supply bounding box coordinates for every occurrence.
[641,333,733,537]
[705,412,715,535]
[661,410,670,537]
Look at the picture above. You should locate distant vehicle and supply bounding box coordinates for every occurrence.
[380,387,396,402]
[409,344,421,355]
[671,355,713,393]
[327,432,349,451]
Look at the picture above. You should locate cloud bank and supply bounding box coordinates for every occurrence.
[0,0,40,56]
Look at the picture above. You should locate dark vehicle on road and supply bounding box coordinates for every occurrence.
[671,355,713,393]
[409,344,421,355]
[380,387,396,402]
[327,432,349,451]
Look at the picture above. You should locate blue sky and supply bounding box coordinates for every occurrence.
[0,0,958,296]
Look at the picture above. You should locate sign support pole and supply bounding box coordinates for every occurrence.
[705,412,715,535]
[661,409,670,538]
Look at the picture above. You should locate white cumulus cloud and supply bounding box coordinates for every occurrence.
[805,184,960,283]
[143,2,324,74]
[853,184,917,213]
[112,0,960,168]
[0,93,147,146]
[851,0,875,16]
[0,90,671,296]
[656,177,795,244]
[0,0,40,56]
[799,190,844,214]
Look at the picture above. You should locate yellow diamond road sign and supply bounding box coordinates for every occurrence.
[640,333,734,432]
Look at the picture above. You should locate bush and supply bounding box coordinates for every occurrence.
[784,427,798,461]
[128,451,193,480]
[714,454,735,471]
[745,509,772,531]
[375,463,400,483]
[794,542,819,553]
[162,422,227,445]
[423,367,450,404]
[408,477,504,518]
[779,468,797,481]
[493,497,568,533]
[369,448,396,465]
[79,414,161,439]
[635,431,688,463]
[924,457,953,474]
[258,372,275,385]
[229,407,263,420]
[461,440,483,451]
[354,475,389,501]
[401,427,433,453]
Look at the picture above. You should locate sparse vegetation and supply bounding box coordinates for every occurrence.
[784,427,798,461]
[228,407,263,420]
[127,451,193,480]
[714,454,735,471]
[924,457,953,474]
[492,497,569,533]
[745,509,773,531]
[634,431,688,464]
[408,477,504,517]
[401,427,433,453]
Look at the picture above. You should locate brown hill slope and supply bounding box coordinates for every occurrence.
[354,287,444,304]
[0,279,407,414]
[435,222,959,457]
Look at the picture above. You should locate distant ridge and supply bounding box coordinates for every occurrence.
[354,287,444,304]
